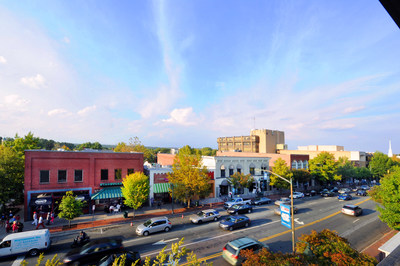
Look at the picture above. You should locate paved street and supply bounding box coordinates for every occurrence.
[2,194,389,266]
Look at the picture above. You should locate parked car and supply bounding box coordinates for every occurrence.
[98,251,141,266]
[292,192,304,199]
[251,197,272,205]
[356,190,367,196]
[136,217,172,236]
[304,190,317,197]
[189,209,221,224]
[274,206,298,215]
[219,215,251,231]
[338,193,352,201]
[330,187,339,193]
[338,188,351,194]
[222,237,268,265]
[227,204,253,215]
[341,204,363,216]
[274,197,291,206]
[224,197,252,209]
[360,185,370,190]
[320,190,335,197]
[63,238,123,265]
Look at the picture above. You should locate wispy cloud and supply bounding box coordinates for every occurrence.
[48,108,70,116]
[161,107,197,126]
[3,94,29,107]
[0,55,6,64]
[343,106,365,114]
[78,105,97,116]
[20,74,46,89]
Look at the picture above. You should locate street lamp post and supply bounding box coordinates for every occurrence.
[265,170,295,254]
[170,183,174,214]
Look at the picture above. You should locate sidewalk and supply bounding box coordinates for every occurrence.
[362,229,398,262]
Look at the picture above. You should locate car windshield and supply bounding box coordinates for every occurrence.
[232,205,240,209]
[196,211,205,216]
[143,220,152,226]
[225,217,236,222]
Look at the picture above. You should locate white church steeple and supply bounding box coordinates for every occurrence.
[388,140,393,158]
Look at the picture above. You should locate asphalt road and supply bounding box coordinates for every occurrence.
[1,194,389,266]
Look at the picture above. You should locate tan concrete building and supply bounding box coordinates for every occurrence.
[217,129,285,153]
[279,145,367,167]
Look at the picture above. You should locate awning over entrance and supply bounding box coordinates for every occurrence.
[91,187,122,200]
[153,183,170,193]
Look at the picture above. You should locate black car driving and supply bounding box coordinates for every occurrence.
[219,215,251,231]
[227,204,253,215]
[356,189,367,196]
[63,238,124,265]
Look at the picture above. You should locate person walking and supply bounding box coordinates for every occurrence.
[50,212,55,224]
[32,212,38,226]
[17,221,24,232]
[36,216,45,229]
[12,221,18,233]
[46,212,51,225]
[5,220,11,234]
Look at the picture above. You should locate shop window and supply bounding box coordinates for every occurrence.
[237,168,241,173]
[229,169,234,176]
[128,169,135,175]
[40,170,50,184]
[101,169,108,180]
[221,169,226,178]
[115,169,122,180]
[74,170,83,182]
[291,160,298,169]
[58,170,67,183]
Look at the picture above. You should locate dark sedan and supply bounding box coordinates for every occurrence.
[251,197,272,205]
[219,215,251,231]
[356,190,367,196]
[338,193,352,201]
[321,190,335,197]
[227,204,253,215]
[304,190,317,197]
[63,238,124,265]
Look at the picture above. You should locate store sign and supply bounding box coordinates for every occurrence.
[35,199,49,205]
[280,204,291,229]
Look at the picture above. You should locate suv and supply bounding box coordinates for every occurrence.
[341,204,363,216]
[136,217,172,236]
[222,237,268,265]
[189,209,221,224]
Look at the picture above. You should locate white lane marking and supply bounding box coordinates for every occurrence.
[141,220,281,257]
[353,218,360,223]
[294,218,304,225]
[153,238,179,245]
[12,256,25,266]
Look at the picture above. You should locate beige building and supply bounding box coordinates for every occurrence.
[279,145,367,167]
[217,129,286,153]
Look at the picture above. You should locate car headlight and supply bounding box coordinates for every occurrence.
[63,258,72,263]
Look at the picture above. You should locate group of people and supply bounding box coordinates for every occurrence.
[32,211,54,229]
[2,210,24,233]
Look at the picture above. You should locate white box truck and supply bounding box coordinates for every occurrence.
[0,229,51,258]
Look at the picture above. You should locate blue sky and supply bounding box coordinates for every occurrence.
[1,0,399,153]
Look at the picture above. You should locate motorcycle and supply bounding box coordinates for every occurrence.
[71,235,90,248]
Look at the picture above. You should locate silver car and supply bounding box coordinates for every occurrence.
[190,209,221,224]
[136,217,172,236]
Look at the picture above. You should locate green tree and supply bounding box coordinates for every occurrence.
[337,157,356,183]
[58,191,83,228]
[309,152,340,184]
[291,169,311,186]
[370,166,400,230]
[76,142,103,150]
[354,167,372,181]
[4,132,40,157]
[270,158,292,189]
[242,229,377,265]
[200,147,217,156]
[121,172,150,218]
[227,172,255,194]
[369,151,394,179]
[114,137,154,163]
[167,152,211,207]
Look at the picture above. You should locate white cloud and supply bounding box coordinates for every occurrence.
[161,107,197,126]
[48,108,69,116]
[20,74,46,89]
[78,105,97,116]
[343,106,365,114]
[0,55,6,64]
[319,122,355,130]
[3,94,29,107]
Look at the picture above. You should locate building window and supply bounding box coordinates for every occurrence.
[291,160,298,170]
[304,160,308,170]
[237,168,241,173]
[128,169,134,175]
[115,169,122,180]
[58,170,67,183]
[249,163,255,175]
[74,170,83,182]
[298,160,303,169]
[229,168,234,176]
[40,170,50,184]
[101,169,108,180]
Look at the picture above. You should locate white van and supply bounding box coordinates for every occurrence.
[0,229,51,258]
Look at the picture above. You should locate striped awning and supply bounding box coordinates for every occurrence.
[153,183,170,193]
[91,187,123,200]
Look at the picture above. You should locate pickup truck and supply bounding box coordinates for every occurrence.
[224,197,252,209]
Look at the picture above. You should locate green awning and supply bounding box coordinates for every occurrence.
[91,187,122,200]
[153,183,170,193]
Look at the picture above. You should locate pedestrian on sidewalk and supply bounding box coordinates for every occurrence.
[17,221,24,232]
[15,214,20,222]
[36,216,45,229]
[9,210,13,219]
[46,212,51,225]
[151,197,154,207]
[157,201,161,209]
[12,221,18,233]
[5,220,11,234]
[50,212,55,224]
[32,212,38,226]
[109,205,114,214]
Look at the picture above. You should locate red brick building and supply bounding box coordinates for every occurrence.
[24,150,143,220]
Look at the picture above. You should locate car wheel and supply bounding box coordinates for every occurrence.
[165,227,170,232]
[143,231,149,236]
[248,209,252,213]
[29,249,39,256]
[198,220,202,224]
[214,217,218,221]
[245,222,249,227]
[229,226,233,231]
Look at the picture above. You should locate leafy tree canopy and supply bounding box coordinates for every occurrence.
[4,132,40,157]
[337,157,356,181]
[354,167,372,180]
[76,141,103,150]
[369,151,396,179]
[270,158,292,189]
[121,172,150,217]
[58,191,83,227]
[370,165,400,230]
[167,151,211,207]
[309,152,341,184]
[227,172,255,191]
[114,137,155,163]
[291,169,311,184]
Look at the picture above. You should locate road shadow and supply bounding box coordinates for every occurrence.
[296,207,312,214]
[249,218,273,226]
[361,208,376,216]
[266,240,293,253]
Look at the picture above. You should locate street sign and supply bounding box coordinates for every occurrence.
[263,172,270,184]
[280,204,291,229]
